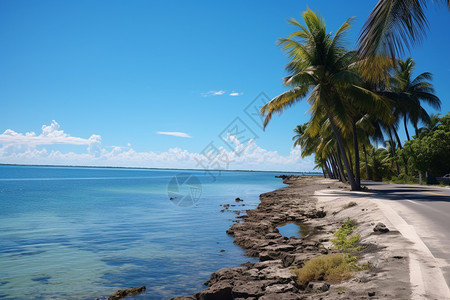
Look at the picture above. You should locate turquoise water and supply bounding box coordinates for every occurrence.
[0,165,288,299]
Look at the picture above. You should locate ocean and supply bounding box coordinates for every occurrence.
[0,165,295,299]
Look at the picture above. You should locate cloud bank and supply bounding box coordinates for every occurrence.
[0,121,315,172]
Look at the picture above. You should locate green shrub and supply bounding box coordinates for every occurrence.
[390,173,419,184]
[332,219,361,251]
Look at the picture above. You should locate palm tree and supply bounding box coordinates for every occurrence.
[260,9,358,189]
[418,113,441,137]
[260,9,378,190]
[358,0,450,66]
[292,123,309,147]
[362,146,393,181]
[391,58,441,140]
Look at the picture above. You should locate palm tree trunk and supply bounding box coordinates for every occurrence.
[329,152,340,181]
[387,128,400,176]
[347,145,354,176]
[404,116,411,141]
[326,159,335,179]
[323,163,331,178]
[392,127,408,175]
[363,144,369,180]
[326,156,335,179]
[392,127,403,149]
[331,150,346,183]
[352,123,361,189]
[329,117,359,190]
[328,157,338,179]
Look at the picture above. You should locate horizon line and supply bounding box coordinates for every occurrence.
[0,163,320,175]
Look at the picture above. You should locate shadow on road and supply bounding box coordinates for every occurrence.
[361,181,450,203]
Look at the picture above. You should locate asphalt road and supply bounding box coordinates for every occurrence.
[362,180,450,288]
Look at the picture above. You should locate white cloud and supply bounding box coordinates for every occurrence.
[0,120,101,160]
[229,92,243,96]
[0,120,94,146]
[0,121,316,172]
[156,131,192,138]
[202,90,226,97]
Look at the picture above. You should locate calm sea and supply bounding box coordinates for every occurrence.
[0,165,295,299]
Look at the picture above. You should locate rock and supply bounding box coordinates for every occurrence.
[206,267,247,285]
[264,283,296,294]
[259,252,274,261]
[373,223,390,233]
[231,281,266,298]
[321,283,330,292]
[259,292,302,300]
[235,197,244,202]
[243,268,260,279]
[281,253,296,267]
[220,249,225,252]
[258,266,296,283]
[264,244,295,252]
[368,291,376,297]
[109,286,146,300]
[266,233,281,239]
[196,280,233,300]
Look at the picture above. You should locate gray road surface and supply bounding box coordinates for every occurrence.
[362,181,450,287]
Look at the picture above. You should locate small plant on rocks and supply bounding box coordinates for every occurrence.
[332,219,362,251]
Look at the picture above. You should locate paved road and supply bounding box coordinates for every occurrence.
[362,180,450,288]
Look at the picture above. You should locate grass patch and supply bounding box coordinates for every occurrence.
[332,219,362,251]
[342,201,357,209]
[292,254,354,285]
[292,220,370,286]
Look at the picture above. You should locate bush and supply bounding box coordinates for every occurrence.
[390,173,419,184]
[292,254,354,285]
[332,219,361,251]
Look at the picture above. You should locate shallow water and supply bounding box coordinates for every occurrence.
[277,223,302,238]
[0,165,294,299]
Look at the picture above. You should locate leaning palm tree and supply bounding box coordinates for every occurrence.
[260,9,364,190]
[358,0,450,65]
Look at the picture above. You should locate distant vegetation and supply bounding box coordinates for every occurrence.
[261,5,449,189]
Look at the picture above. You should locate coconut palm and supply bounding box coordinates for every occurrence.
[391,58,441,140]
[260,9,363,190]
[292,123,309,147]
[418,113,441,137]
[358,0,450,65]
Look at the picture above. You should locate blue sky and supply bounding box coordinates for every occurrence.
[1,0,449,171]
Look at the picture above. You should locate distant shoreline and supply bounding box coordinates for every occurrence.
[0,163,321,175]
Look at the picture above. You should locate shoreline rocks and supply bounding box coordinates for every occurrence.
[172,176,336,300]
[108,286,146,300]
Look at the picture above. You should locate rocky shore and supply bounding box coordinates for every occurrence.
[172,176,412,300]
